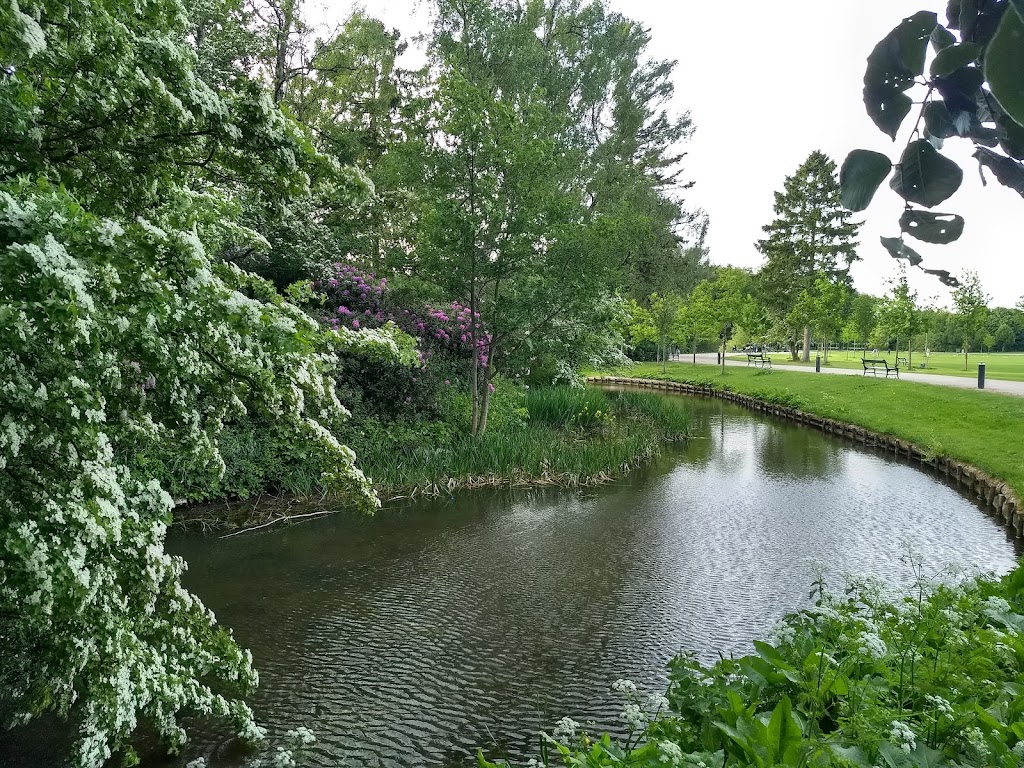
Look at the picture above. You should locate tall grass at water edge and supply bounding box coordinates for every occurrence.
[359,386,691,496]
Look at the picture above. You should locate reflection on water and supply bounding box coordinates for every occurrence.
[3,396,1020,768]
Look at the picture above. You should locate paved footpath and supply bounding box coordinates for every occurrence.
[677,353,1024,398]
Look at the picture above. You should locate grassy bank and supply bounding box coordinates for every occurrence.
[728,350,1024,381]
[177,386,692,529]
[592,362,1024,497]
[358,386,691,498]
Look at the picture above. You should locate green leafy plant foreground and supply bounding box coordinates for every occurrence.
[484,565,1024,767]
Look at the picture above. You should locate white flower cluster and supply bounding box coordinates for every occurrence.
[856,630,887,660]
[551,716,580,744]
[657,740,684,766]
[924,694,954,719]
[890,720,916,753]
[286,726,316,746]
[2,179,388,766]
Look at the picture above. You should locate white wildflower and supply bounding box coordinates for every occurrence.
[612,678,638,697]
[890,721,916,753]
[924,694,953,719]
[286,726,316,746]
[857,631,887,660]
[552,716,579,743]
[620,703,646,731]
[657,740,683,766]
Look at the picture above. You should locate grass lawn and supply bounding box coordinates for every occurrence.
[590,361,1024,498]
[727,350,1024,381]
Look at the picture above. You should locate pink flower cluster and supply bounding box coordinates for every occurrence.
[315,263,489,369]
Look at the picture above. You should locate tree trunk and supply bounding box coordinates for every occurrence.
[477,377,492,435]
[692,337,696,365]
[721,336,726,375]
[790,337,798,361]
[964,339,969,371]
[802,326,811,362]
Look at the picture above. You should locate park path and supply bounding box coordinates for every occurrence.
[676,353,1024,398]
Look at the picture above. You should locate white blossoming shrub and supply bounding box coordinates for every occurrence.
[0,183,407,766]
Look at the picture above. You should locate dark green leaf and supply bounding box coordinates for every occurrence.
[866,92,914,140]
[1012,0,1024,21]
[969,119,1001,146]
[931,24,957,51]
[840,150,893,211]
[999,114,1024,159]
[899,210,965,243]
[974,146,1024,199]
[881,236,924,266]
[946,0,963,29]
[930,42,981,76]
[959,0,980,42]
[922,267,961,287]
[924,101,958,139]
[986,5,1024,127]
[864,12,939,139]
[890,140,964,206]
[933,66,985,115]
[765,696,803,765]
[981,89,1024,158]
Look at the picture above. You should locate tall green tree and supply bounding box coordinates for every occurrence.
[411,0,695,433]
[876,268,919,368]
[690,268,754,374]
[952,271,991,369]
[756,151,861,361]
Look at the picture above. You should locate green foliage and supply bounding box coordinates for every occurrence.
[356,384,691,493]
[841,4,1024,283]
[952,271,991,368]
[489,566,1024,768]
[757,151,861,358]
[0,1,411,763]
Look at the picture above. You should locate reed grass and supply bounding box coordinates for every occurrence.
[358,386,691,497]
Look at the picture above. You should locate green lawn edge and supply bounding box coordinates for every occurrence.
[588,362,1024,499]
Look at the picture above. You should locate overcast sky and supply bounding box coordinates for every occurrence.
[320,0,1023,308]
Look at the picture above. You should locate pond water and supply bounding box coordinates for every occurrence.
[3,394,1020,767]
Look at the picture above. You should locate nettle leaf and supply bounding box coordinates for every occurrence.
[986,5,1024,127]
[864,12,938,139]
[899,210,965,243]
[930,42,981,76]
[840,150,893,211]
[881,236,924,266]
[922,267,961,287]
[891,140,964,206]
[974,146,1024,199]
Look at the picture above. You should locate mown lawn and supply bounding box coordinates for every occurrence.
[726,350,1024,381]
[591,361,1024,497]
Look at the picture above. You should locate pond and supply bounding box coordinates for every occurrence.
[4,394,1020,767]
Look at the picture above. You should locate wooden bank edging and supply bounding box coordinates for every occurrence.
[589,375,1024,538]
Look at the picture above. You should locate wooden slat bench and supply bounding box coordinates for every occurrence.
[862,358,899,378]
[746,353,772,369]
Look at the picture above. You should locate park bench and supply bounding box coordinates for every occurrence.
[746,352,772,369]
[896,355,909,368]
[862,358,899,378]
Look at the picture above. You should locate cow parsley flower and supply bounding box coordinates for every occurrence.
[552,716,579,743]
[890,721,916,753]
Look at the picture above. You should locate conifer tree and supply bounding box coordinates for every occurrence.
[756,151,860,361]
